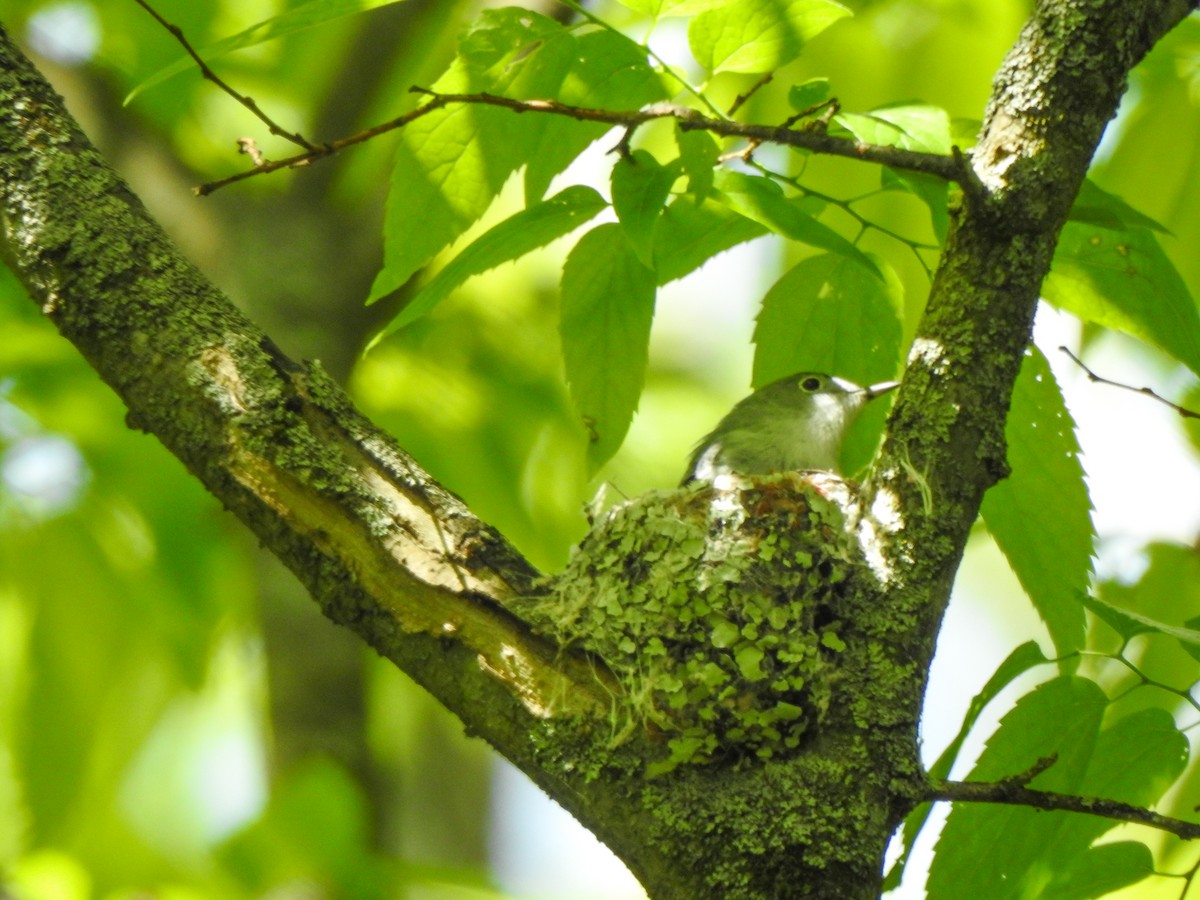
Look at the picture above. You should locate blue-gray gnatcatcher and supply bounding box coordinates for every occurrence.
[682,373,900,485]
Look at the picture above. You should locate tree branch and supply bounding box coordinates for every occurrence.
[0,18,639,845]
[133,0,317,152]
[1060,345,1200,419]
[862,0,1199,728]
[195,88,966,195]
[134,0,964,195]
[931,776,1200,841]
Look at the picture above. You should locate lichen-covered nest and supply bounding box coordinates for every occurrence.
[523,473,862,773]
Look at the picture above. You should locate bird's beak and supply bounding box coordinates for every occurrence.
[864,380,901,400]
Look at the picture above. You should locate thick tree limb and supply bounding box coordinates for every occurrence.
[862,0,1198,720]
[0,21,649,865]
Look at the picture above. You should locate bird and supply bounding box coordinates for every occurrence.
[681,372,900,485]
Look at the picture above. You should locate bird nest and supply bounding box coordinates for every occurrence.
[521,472,863,774]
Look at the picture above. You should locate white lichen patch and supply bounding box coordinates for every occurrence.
[856,485,905,584]
[909,336,949,374]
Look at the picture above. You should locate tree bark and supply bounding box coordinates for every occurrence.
[0,2,1193,896]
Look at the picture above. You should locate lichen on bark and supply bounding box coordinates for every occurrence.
[518,472,882,774]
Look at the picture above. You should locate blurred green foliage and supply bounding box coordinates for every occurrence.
[0,1,1198,898]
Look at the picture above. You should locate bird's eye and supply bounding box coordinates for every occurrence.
[800,376,823,392]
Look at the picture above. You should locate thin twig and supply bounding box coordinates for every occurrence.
[1059,346,1200,419]
[133,0,317,151]
[197,87,966,195]
[781,98,838,130]
[195,94,453,195]
[728,73,773,116]
[930,771,1200,840]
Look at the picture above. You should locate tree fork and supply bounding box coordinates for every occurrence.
[0,2,1195,896]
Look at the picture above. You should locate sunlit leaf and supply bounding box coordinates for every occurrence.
[370,186,607,343]
[368,11,665,303]
[928,677,1107,899]
[836,104,951,153]
[616,0,740,16]
[836,103,953,241]
[612,150,680,267]
[788,78,832,113]
[524,29,668,202]
[653,195,768,284]
[688,0,851,74]
[752,252,902,388]
[560,224,657,472]
[368,10,577,303]
[884,641,1050,890]
[675,126,720,201]
[930,680,1184,900]
[981,346,1093,655]
[713,170,876,271]
[1045,216,1200,377]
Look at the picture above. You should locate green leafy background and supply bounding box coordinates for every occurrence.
[1,1,1198,898]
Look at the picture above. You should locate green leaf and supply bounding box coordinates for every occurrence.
[1083,708,1187,809]
[688,0,851,74]
[127,0,416,102]
[612,151,681,267]
[735,645,767,681]
[981,346,1093,655]
[1098,543,1200,659]
[881,167,950,242]
[1049,842,1154,900]
[883,642,1050,891]
[1083,593,1200,648]
[1044,216,1200,377]
[976,676,1107,784]
[787,78,832,113]
[653,195,768,285]
[928,677,1107,900]
[836,104,952,241]
[930,683,1185,900]
[561,224,657,472]
[524,29,668,203]
[675,126,720,201]
[713,171,876,271]
[1068,180,1168,233]
[1184,382,1200,455]
[368,10,577,303]
[751,252,903,387]
[1099,542,1200,657]
[369,186,607,343]
[836,104,951,153]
